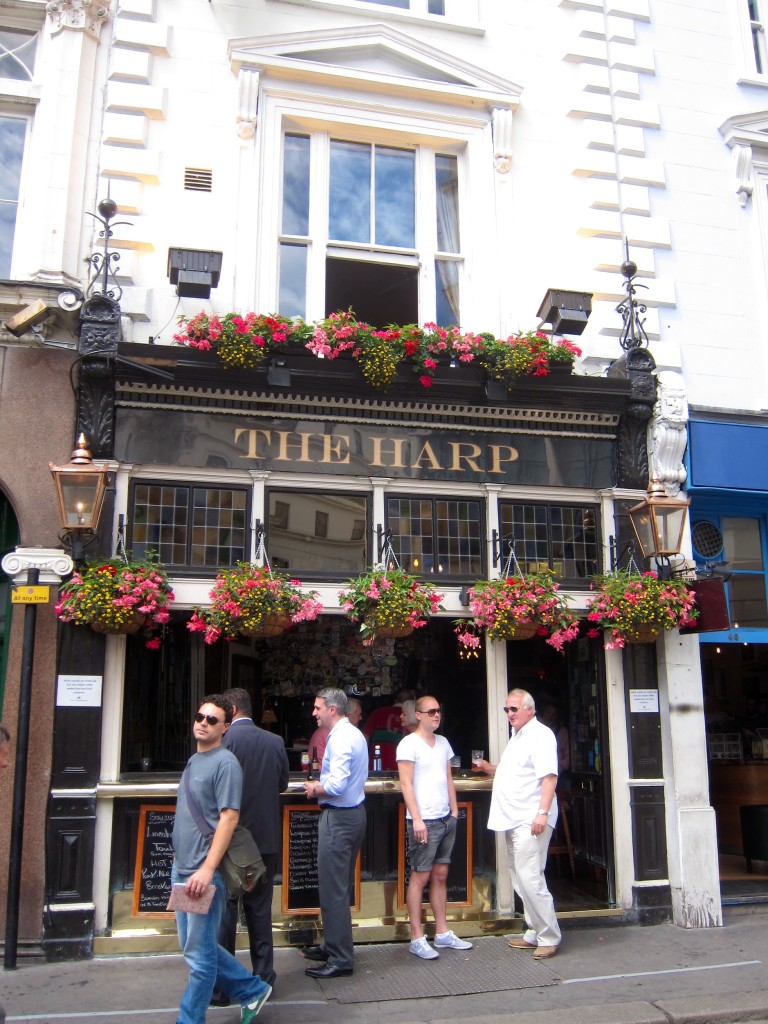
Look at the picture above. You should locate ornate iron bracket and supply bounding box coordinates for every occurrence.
[616,239,649,352]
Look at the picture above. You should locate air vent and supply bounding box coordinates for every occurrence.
[184,167,212,192]
[692,520,724,560]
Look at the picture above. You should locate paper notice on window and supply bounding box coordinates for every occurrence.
[56,674,103,707]
[629,689,659,713]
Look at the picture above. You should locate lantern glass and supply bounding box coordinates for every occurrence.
[49,446,109,533]
[628,489,689,560]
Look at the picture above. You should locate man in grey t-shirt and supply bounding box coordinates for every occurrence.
[171,694,271,1024]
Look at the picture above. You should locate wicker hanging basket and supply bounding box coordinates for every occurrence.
[90,612,146,636]
[499,622,538,642]
[623,624,659,644]
[240,613,292,638]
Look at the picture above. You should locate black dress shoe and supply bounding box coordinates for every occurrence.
[302,944,329,962]
[305,962,353,979]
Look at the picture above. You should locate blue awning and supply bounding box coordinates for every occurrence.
[689,420,768,493]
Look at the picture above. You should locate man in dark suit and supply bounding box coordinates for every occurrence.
[211,687,289,1004]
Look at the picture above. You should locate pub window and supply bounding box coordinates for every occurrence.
[267,490,369,576]
[130,482,249,569]
[693,515,768,628]
[387,496,483,577]
[748,0,768,74]
[498,502,599,583]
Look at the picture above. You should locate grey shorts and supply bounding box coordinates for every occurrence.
[407,814,457,873]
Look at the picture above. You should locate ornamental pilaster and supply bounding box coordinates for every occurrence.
[2,547,73,583]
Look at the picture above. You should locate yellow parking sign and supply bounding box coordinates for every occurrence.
[11,586,50,604]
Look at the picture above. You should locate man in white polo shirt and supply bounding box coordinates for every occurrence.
[476,688,560,958]
[397,696,473,960]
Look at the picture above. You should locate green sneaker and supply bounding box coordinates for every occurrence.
[241,981,272,1023]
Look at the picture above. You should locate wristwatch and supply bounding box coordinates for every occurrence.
[537,809,548,815]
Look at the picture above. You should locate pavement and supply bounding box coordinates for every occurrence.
[2,905,768,1024]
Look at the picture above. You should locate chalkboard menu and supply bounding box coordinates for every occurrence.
[281,804,361,915]
[133,805,176,916]
[397,802,472,909]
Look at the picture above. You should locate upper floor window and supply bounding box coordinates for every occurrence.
[279,131,462,327]
[273,0,482,29]
[498,502,599,583]
[0,114,26,278]
[749,0,768,74]
[267,490,369,576]
[0,28,36,81]
[387,496,483,577]
[130,483,249,569]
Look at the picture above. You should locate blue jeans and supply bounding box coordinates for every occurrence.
[173,864,270,1024]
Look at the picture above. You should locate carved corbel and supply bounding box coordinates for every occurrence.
[608,348,658,489]
[47,0,112,38]
[648,369,688,496]
[734,143,754,207]
[237,68,260,141]
[491,105,513,174]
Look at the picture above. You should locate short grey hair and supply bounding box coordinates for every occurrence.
[317,687,348,715]
[508,689,535,713]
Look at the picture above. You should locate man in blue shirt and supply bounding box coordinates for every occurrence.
[302,687,368,978]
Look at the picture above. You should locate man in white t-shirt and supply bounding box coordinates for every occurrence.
[476,688,561,959]
[396,696,473,961]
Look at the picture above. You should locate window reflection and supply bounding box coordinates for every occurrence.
[268,491,369,574]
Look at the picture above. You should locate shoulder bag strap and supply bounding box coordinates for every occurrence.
[179,765,215,839]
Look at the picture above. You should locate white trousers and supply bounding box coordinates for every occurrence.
[505,824,562,948]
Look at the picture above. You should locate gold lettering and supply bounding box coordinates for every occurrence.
[321,434,351,464]
[234,428,271,460]
[488,445,519,473]
[274,431,314,462]
[448,442,483,473]
[412,441,443,471]
[369,436,407,468]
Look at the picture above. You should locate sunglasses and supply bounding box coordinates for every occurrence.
[419,708,442,716]
[194,712,222,726]
[502,705,520,714]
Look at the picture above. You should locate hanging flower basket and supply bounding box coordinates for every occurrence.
[55,555,174,650]
[339,565,444,647]
[585,569,698,650]
[455,570,579,652]
[187,563,322,644]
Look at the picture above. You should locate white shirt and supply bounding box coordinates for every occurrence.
[319,717,368,807]
[396,732,454,819]
[487,717,558,832]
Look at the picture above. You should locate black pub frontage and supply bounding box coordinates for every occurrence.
[43,342,719,959]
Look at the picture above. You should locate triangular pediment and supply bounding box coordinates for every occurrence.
[720,110,768,151]
[229,23,521,108]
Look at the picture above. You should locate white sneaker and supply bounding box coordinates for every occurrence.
[410,935,439,959]
[435,930,473,950]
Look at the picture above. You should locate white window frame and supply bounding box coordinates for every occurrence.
[275,126,465,326]
[737,0,768,86]
[273,0,484,35]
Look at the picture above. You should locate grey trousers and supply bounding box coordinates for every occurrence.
[317,804,366,969]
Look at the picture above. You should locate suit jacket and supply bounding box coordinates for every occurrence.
[222,718,289,855]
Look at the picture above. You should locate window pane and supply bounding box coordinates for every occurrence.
[428,0,445,12]
[282,134,310,235]
[550,506,599,579]
[500,503,548,572]
[388,497,433,574]
[268,492,368,574]
[279,243,308,318]
[723,517,764,571]
[435,499,482,576]
[190,488,247,567]
[330,140,371,243]
[0,30,36,82]
[435,260,460,326]
[435,155,459,252]
[375,146,415,247]
[132,484,189,565]
[729,574,768,628]
[357,0,409,7]
[0,115,26,278]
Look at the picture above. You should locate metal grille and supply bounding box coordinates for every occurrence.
[692,520,724,560]
[184,167,213,192]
